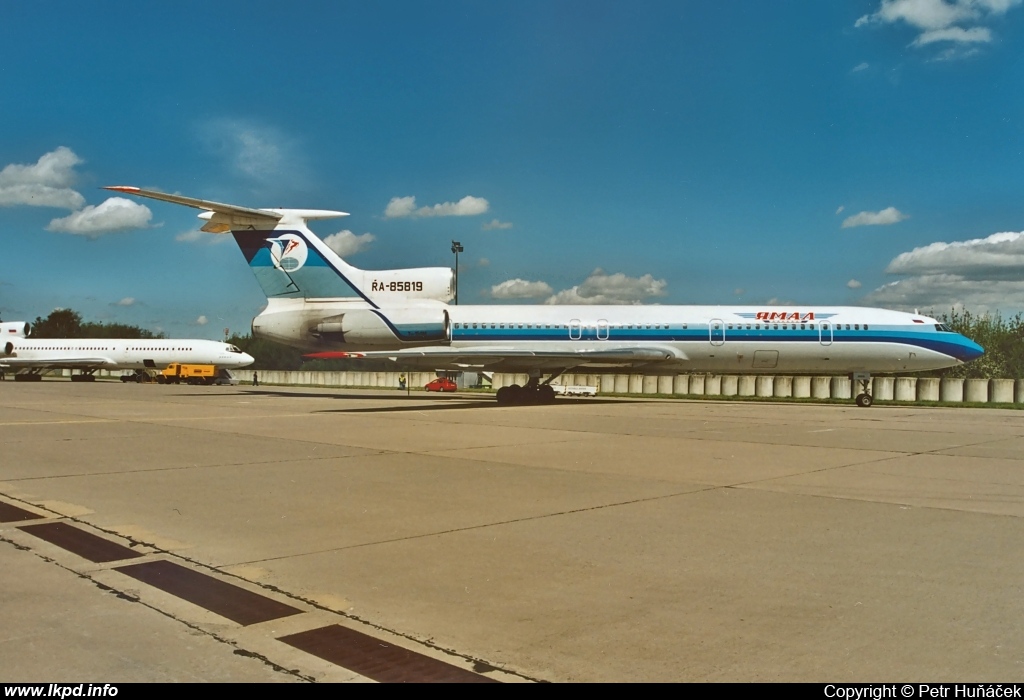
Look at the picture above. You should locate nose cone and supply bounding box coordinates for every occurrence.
[239,352,255,367]
[955,337,985,363]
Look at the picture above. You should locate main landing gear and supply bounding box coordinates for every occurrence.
[853,372,873,408]
[495,370,566,405]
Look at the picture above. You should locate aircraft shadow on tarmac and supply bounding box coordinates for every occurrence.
[228,389,650,413]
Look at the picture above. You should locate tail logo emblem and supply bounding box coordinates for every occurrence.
[266,234,308,272]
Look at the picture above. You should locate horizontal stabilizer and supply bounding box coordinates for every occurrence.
[104,186,284,223]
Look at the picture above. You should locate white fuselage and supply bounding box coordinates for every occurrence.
[2,338,255,372]
[256,298,983,375]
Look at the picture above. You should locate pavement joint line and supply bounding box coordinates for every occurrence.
[230,485,725,566]
[0,451,388,483]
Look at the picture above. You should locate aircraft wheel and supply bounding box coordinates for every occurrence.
[507,384,524,404]
[855,393,874,408]
[496,387,509,404]
[537,385,556,404]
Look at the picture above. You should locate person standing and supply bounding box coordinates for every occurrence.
[253,371,259,386]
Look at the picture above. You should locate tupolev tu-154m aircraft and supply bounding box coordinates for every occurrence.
[107,186,984,407]
[0,320,254,381]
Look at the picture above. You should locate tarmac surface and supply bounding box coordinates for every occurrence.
[1,381,1022,682]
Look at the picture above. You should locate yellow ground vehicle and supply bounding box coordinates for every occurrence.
[158,363,218,385]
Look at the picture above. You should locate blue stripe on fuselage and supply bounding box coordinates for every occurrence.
[447,325,980,359]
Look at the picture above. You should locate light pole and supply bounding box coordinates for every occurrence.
[451,240,463,305]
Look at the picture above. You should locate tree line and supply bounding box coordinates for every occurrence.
[22,307,1024,378]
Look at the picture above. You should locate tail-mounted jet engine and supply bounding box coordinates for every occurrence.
[311,308,451,345]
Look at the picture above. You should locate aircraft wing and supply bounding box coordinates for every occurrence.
[305,345,688,371]
[0,357,118,370]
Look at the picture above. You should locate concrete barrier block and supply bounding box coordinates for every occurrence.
[705,375,722,396]
[657,375,674,394]
[773,376,793,398]
[940,378,964,402]
[673,374,690,395]
[614,374,629,393]
[1016,380,1024,404]
[721,375,738,396]
[894,377,917,401]
[599,375,615,393]
[642,376,659,394]
[990,378,1014,403]
[871,376,894,401]
[738,375,756,396]
[916,377,939,401]
[811,377,831,399]
[793,376,811,398]
[964,378,989,403]
[690,374,706,395]
[831,376,851,399]
[755,375,774,397]
[629,374,644,394]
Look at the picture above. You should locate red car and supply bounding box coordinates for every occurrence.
[425,377,457,392]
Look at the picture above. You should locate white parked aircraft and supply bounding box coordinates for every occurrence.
[107,186,984,407]
[1,328,255,382]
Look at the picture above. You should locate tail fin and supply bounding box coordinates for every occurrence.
[105,186,453,304]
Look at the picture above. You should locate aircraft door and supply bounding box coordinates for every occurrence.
[819,322,833,346]
[709,319,725,346]
[569,319,582,340]
[597,319,609,340]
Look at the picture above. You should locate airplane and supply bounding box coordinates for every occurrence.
[1,325,255,382]
[105,185,985,407]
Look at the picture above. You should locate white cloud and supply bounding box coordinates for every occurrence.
[864,230,1024,313]
[478,257,490,267]
[482,218,513,230]
[836,205,845,215]
[841,206,909,228]
[384,195,489,218]
[384,196,416,218]
[734,288,745,296]
[0,147,86,209]
[913,25,992,44]
[46,197,152,237]
[199,118,296,183]
[856,0,1021,55]
[175,229,229,244]
[851,62,870,72]
[115,297,136,306]
[884,230,1024,279]
[544,269,668,305]
[490,279,554,300]
[196,315,209,326]
[323,230,375,257]
[847,279,863,289]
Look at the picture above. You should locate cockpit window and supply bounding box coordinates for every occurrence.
[227,345,243,353]
[935,324,952,332]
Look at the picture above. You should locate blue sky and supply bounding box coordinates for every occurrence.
[3,1,1024,338]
